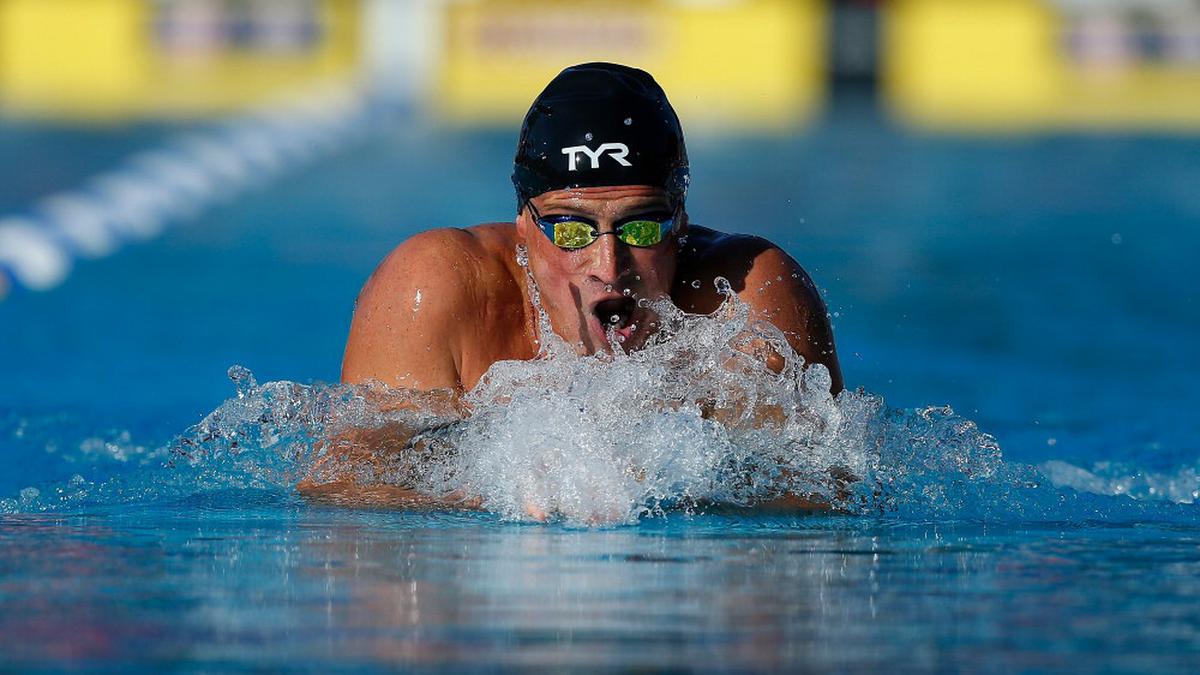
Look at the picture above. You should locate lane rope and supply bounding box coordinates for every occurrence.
[0,82,390,299]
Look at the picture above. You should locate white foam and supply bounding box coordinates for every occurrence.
[1041,459,1200,504]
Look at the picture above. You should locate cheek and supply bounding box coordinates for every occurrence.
[629,249,677,291]
[531,232,598,280]
[528,245,585,308]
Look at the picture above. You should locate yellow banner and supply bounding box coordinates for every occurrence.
[0,0,360,120]
[885,0,1200,131]
[436,0,828,131]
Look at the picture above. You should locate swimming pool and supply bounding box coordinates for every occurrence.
[2,108,1198,670]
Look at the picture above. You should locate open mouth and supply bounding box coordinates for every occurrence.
[593,297,635,328]
[591,297,638,346]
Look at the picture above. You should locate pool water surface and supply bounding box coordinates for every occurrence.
[1,110,1198,670]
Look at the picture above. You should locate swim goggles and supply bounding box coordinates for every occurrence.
[529,204,676,250]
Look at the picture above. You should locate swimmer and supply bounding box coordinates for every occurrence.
[303,63,843,512]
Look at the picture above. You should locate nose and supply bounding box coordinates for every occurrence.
[585,232,624,287]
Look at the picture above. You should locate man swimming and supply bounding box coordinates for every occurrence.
[305,63,843,512]
[342,62,841,395]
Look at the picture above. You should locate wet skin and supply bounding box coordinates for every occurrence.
[340,185,844,395]
[305,186,845,513]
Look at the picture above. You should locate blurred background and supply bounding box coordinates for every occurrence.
[0,0,1196,472]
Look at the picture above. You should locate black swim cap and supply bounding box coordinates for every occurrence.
[512,62,689,213]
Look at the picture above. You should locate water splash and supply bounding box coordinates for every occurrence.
[0,371,461,514]
[1040,459,1200,505]
[3,282,1198,526]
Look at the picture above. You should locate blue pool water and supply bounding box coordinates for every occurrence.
[2,108,1199,670]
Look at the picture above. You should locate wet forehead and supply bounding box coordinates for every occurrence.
[534,185,672,218]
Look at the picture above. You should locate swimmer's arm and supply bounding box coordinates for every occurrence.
[296,390,479,509]
[737,242,844,394]
[341,229,478,391]
[301,230,481,507]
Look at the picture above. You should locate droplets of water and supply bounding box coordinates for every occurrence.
[1040,459,1200,505]
[10,263,1199,526]
[448,288,865,524]
[229,364,258,400]
[516,246,559,358]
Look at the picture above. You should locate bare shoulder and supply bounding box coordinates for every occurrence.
[354,228,482,323]
[341,224,518,389]
[676,225,843,392]
[676,226,820,312]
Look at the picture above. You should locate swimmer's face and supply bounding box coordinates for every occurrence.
[516,186,686,355]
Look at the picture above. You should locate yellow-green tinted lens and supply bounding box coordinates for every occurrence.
[553,220,596,249]
[618,220,664,247]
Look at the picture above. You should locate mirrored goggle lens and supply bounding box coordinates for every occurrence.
[547,220,595,249]
[617,219,670,247]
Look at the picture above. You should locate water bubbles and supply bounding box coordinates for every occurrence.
[622,288,632,297]
[516,245,556,357]
[1111,233,1123,245]
[11,250,1188,528]
[623,117,632,125]
[584,132,594,142]
[690,280,701,289]
[228,364,258,399]
[604,284,613,293]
